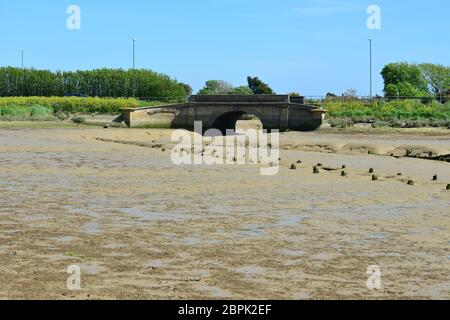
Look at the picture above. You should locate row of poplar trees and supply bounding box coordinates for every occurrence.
[0,67,190,99]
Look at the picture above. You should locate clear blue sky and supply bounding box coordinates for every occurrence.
[0,0,449,96]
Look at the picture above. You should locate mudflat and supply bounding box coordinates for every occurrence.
[0,126,449,299]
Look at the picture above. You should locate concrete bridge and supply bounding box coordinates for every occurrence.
[123,95,326,133]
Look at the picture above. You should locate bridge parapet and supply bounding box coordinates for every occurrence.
[188,94,291,103]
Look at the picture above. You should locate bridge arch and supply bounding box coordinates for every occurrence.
[209,110,264,134]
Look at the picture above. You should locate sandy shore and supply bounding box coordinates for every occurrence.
[0,125,449,299]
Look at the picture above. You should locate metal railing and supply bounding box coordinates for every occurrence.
[138,96,187,104]
[303,95,448,106]
[136,95,449,106]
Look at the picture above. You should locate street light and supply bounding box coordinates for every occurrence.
[20,49,24,69]
[368,39,373,99]
[19,49,25,96]
[132,38,137,69]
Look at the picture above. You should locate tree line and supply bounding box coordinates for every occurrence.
[0,67,191,99]
[1,63,448,102]
[198,63,449,103]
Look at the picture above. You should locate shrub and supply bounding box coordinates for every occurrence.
[72,116,86,124]
[30,104,54,120]
[0,104,54,121]
[325,99,450,128]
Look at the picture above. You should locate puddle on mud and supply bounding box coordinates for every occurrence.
[233,266,267,277]
[145,260,166,269]
[80,262,102,275]
[193,284,233,298]
[410,282,450,299]
[234,224,266,238]
[276,215,305,227]
[349,233,389,246]
[121,207,198,222]
[84,222,101,235]
[55,236,78,243]
[278,248,305,257]
[102,242,127,249]
[185,237,202,246]
[283,259,304,266]
[311,252,342,261]
[17,214,48,222]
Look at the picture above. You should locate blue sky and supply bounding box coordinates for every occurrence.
[0,0,449,96]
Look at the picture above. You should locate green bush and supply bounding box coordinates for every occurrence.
[325,100,450,128]
[0,104,54,121]
[30,104,54,120]
[0,97,139,114]
[326,100,450,119]
[72,116,86,124]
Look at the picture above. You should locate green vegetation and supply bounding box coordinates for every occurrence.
[72,116,86,124]
[0,96,139,115]
[198,80,234,95]
[197,80,253,95]
[323,61,450,128]
[0,104,54,121]
[381,62,450,99]
[197,77,274,95]
[0,67,189,99]
[63,252,86,261]
[0,96,173,124]
[137,100,168,108]
[232,85,254,95]
[325,99,450,128]
[247,76,274,94]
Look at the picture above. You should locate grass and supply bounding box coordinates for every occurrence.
[0,105,55,121]
[138,100,168,108]
[0,96,147,125]
[63,251,86,261]
[325,100,450,128]
[0,96,140,114]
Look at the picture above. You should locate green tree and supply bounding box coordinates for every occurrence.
[381,63,430,97]
[419,63,450,96]
[197,80,234,95]
[180,83,193,97]
[342,89,358,98]
[231,86,253,95]
[0,67,187,99]
[247,76,274,94]
[385,82,428,98]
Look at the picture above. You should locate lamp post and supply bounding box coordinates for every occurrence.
[132,38,137,69]
[132,38,137,97]
[20,49,24,69]
[19,49,25,96]
[368,39,373,100]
